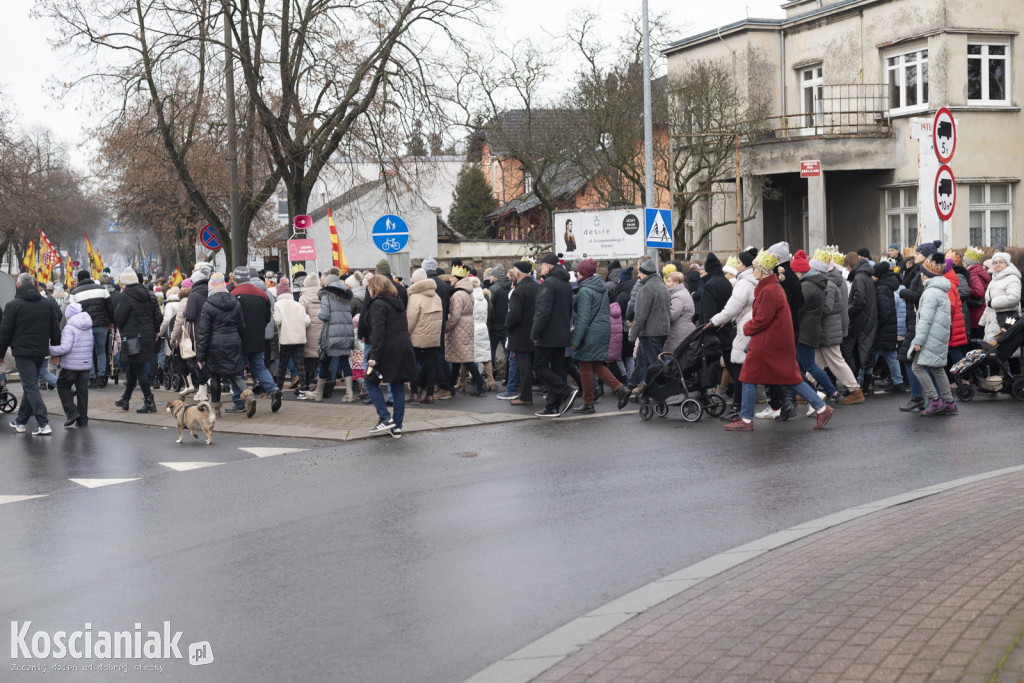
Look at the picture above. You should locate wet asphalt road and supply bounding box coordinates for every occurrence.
[2,393,1023,682]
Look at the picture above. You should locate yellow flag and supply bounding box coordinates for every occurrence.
[22,240,36,278]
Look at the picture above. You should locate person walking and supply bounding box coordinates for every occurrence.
[980,251,1022,340]
[364,274,418,438]
[0,273,62,434]
[506,262,539,406]
[790,250,841,406]
[69,269,115,388]
[627,258,671,394]
[445,273,486,396]
[305,274,355,402]
[195,273,255,416]
[844,252,878,394]
[471,278,496,390]
[299,273,325,397]
[531,253,577,416]
[406,268,443,403]
[230,267,281,412]
[113,267,162,414]
[663,271,697,354]
[871,261,906,392]
[488,264,511,378]
[272,277,311,395]
[169,279,197,396]
[963,246,991,339]
[911,255,956,416]
[723,251,834,431]
[710,252,758,421]
[570,259,629,414]
[49,302,94,428]
[184,263,214,401]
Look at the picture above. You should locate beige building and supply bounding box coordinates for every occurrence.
[665,0,1020,254]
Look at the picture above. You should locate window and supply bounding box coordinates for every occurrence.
[801,65,823,130]
[969,184,1012,247]
[886,48,928,112]
[968,43,1009,104]
[523,172,533,195]
[277,200,288,215]
[885,187,918,248]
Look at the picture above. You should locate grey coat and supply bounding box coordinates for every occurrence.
[664,284,696,354]
[628,276,671,342]
[912,276,952,367]
[824,267,849,341]
[317,282,355,356]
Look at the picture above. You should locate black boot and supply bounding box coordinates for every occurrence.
[899,396,925,412]
[470,379,486,397]
[136,396,157,413]
[114,394,131,411]
[775,398,796,421]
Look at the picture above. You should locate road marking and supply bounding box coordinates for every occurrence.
[238,447,308,458]
[69,478,141,489]
[0,494,47,505]
[159,462,224,472]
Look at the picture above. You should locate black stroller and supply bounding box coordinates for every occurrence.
[951,314,1024,402]
[1,351,16,413]
[637,325,725,422]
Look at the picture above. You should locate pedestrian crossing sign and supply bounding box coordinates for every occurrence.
[645,208,673,249]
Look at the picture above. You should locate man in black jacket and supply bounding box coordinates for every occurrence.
[230,267,280,413]
[0,273,62,434]
[505,261,538,406]
[530,253,577,416]
[69,269,115,387]
[488,264,511,375]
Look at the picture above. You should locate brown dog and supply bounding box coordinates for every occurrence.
[166,399,217,445]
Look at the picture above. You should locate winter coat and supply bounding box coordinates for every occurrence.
[68,278,115,328]
[625,277,643,322]
[406,279,443,349]
[252,279,278,340]
[608,302,624,362]
[472,287,490,363]
[429,275,451,324]
[710,268,756,363]
[912,276,952,367]
[231,283,271,355]
[825,267,850,339]
[169,293,190,348]
[738,274,802,386]
[967,263,991,329]
[48,304,93,371]
[365,293,418,384]
[196,291,245,376]
[0,285,61,359]
[612,278,633,317]
[985,263,1022,314]
[698,268,732,326]
[796,271,828,348]
[445,278,476,363]
[898,265,925,360]
[664,284,697,354]
[317,282,355,357]
[629,275,671,342]
[505,277,538,353]
[819,276,844,348]
[777,261,803,337]
[273,296,310,346]
[531,265,573,347]
[943,270,968,348]
[488,276,511,338]
[300,286,324,358]
[873,271,900,351]
[569,274,611,362]
[895,285,907,338]
[114,284,161,359]
[846,260,878,364]
[184,281,209,323]
[953,266,971,337]
[160,299,180,341]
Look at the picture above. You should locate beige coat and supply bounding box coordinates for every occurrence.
[273,297,310,346]
[299,285,324,358]
[444,278,476,363]
[406,279,443,349]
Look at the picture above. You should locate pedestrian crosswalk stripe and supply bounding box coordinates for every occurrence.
[69,478,141,489]
[238,447,308,458]
[159,462,224,472]
[0,494,47,505]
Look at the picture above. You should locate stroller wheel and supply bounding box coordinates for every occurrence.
[705,393,727,418]
[0,390,16,413]
[170,374,183,392]
[638,403,654,421]
[654,403,669,418]
[955,383,975,402]
[680,398,703,422]
[1012,378,1024,402]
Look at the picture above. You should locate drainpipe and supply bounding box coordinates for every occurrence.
[779,28,787,119]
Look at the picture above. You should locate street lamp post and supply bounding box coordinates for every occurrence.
[642,0,659,267]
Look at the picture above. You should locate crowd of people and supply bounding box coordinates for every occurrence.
[1,240,1020,437]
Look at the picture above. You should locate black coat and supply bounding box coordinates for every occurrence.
[778,261,803,337]
[898,264,924,360]
[699,266,735,350]
[874,271,900,351]
[69,278,115,328]
[797,271,827,348]
[430,275,452,324]
[114,284,161,359]
[0,285,61,358]
[184,281,209,323]
[530,264,573,348]
[232,283,271,354]
[357,277,408,342]
[505,277,538,353]
[196,291,245,375]
[846,260,878,364]
[365,293,417,384]
[488,276,511,337]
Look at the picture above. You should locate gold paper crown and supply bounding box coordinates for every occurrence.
[754,250,779,271]
[965,246,984,263]
[725,256,742,271]
[812,248,832,264]
[451,265,468,278]
[662,263,677,275]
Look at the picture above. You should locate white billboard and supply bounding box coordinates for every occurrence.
[552,207,646,261]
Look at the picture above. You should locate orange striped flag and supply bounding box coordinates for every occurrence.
[169,267,183,288]
[21,240,36,278]
[327,207,348,273]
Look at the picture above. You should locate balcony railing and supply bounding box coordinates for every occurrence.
[756,83,890,141]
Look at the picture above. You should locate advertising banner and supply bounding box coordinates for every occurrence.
[552,207,646,260]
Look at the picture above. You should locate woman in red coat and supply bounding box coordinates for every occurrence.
[724,250,835,431]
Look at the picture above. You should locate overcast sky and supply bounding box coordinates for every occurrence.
[2,0,786,172]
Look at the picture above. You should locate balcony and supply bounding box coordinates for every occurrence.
[756,84,891,141]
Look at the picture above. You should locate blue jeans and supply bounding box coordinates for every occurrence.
[630,335,667,386]
[14,356,48,427]
[742,378,823,421]
[232,351,278,406]
[363,344,392,401]
[505,352,519,393]
[365,373,405,428]
[91,327,108,378]
[792,343,836,396]
[38,364,58,387]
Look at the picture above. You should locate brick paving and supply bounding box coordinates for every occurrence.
[535,471,1024,682]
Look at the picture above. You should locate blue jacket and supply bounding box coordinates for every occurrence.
[49,303,94,371]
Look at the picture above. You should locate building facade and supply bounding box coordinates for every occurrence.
[665,0,1021,254]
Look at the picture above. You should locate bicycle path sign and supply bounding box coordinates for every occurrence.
[372,214,409,253]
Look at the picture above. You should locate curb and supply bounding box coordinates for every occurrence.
[465,463,1024,683]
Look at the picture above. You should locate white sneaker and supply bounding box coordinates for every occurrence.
[806,404,817,417]
[755,406,781,419]
[32,424,52,436]
[193,384,209,402]
[9,420,26,433]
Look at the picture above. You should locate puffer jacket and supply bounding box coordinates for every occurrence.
[608,301,624,362]
[273,296,310,346]
[251,279,277,340]
[488,275,511,338]
[159,297,180,354]
[967,263,991,329]
[68,278,114,328]
[874,271,900,351]
[472,286,490,363]
[952,266,971,336]
[825,266,850,339]
[300,285,324,358]
[898,264,925,361]
[569,274,611,362]
[664,284,696,354]
[48,303,93,371]
[169,290,190,348]
[628,275,671,342]
[943,270,968,348]
[986,263,1022,314]
[317,282,355,357]
[445,278,476,363]
[710,268,756,363]
[115,284,161,359]
[406,279,443,348]
[846,259,878,364]
[196,291,245,376]
[531,264,573,347]
[912,276,952,367]
[0,285,61,358]
[796,270,827,348]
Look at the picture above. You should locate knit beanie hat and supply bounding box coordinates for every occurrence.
[376,259,392,277]
[639,258,657,275]
[232,266,251,284]
[181,278,193,289]
[411,268,427,283]
[768,241,791,263]
[491,264,505,279]
[703,252,722,272]
[577,259,597,281]
[964,246,984,266]
[873,261,891,277]
[944,258,955,274]
[421,257,438,274]
[618,266,634,282]
[323,274,341,287]
[120,267,139,285]
[539,253,560,266]
[738,250,755,268]
[77,269,91,282]
[857,247,872,260]
[993,251,1013,266]
[191,262,213,283]
[916,240,942,259]
[208,272,227,294]
[889,242,899,251]
[276,277,291,295]
[513,260,533,274]
[791,250,810,273]
[810,248,831,273]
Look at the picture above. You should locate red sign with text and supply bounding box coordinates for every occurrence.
[800,160,821,178]
[287,238,317,261]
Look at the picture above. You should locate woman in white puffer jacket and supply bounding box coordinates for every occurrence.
[470,279,495,389]
[980,252,1022,340]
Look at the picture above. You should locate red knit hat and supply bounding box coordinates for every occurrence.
[791,249,810,273]
[577,258,597,281]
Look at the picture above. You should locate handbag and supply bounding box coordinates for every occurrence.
[123,335,142,357]
[179,322,197,359]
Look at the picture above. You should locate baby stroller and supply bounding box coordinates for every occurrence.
[0,350,16,413]
[951,314,1024,402]
[637,325,725,422]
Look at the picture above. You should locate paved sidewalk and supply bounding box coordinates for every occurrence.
[503,470,1024,682]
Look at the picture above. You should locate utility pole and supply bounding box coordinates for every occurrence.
[735,134,742,253]
[223,1,241,270]
[642,0,658,267]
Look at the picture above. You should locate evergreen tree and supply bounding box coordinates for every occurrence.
[448,163,495,239]
[407,119,427,156]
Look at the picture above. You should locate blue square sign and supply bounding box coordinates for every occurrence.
[645,208,673,249]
